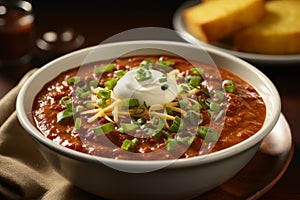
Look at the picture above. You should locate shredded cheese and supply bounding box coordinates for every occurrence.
[79,68,201,126]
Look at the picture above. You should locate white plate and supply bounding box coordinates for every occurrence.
[172,0,300,66]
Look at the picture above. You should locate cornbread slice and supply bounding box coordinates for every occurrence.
[234,0,300,54]
[183,0,265,43]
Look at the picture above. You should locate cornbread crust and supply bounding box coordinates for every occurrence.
[183,0,265,43]
[234,0,300,54]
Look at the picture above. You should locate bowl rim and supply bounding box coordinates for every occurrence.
[16,40,281,169]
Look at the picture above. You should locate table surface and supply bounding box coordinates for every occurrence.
[0,1,299,199]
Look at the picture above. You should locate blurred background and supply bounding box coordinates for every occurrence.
[0,0,186,96]
[30,0,186,47]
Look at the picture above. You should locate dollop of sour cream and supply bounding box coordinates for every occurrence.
[113,68,178,105]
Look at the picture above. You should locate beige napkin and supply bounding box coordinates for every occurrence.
[0,69,100,200]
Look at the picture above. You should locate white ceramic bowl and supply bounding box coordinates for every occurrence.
[16,41,281,200]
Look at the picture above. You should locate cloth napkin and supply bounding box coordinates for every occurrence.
[0,69,100,200]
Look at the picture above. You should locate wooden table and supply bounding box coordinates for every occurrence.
[0,1,299,199]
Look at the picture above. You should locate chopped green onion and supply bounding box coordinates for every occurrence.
[132,138,139,144]
[114,70,127,78]
[132,104,147,116]
[200,88,210,96]
[96,99,107,108]
[57,96,75,123]
[222,80,236,93]
[197,126,207,137]
[215,90,225,100]
[140,60,153,68]
[158,130,169,138]
[166,138,177,151]
[190,68,204,75]
[97,89,111,99]
[159,77,167,83]
[205,98,213,108]
[161,84,169,91]
[122,98,140,108]
[137,117,146,125]
[191,103,201,111]
[210,101,221,112]
[144,127,155,136]
[166,107,173,115]
[198,96,209,110]
[75,105,83,112]
[94,64,115,73]
[59,96,73,108]
[104,78,118,89]
[121,138,138,151]
[169,123,179,133]
[75,118,82,130]
[75,87,90,98]
[57,109,74,123]
[144,128,162,140]
[120,123,139,132]
[89,79,99,88]
[180,84,190,94]
[156,60,175,66]
[121,140,132,151]
[67,76,80,85]
[93,122,115,135]
[186,75,201,88]
[166,131,195,151]
[169,116,183,132]
[176,131,195,145]
[179,99,190,110]
[135,67,152,82]
[187,110,203,125]
[152,116,165,129]
[197,126,219,141]
[162,130,172,138]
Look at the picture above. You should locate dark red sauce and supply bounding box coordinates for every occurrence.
[32,56,266,160]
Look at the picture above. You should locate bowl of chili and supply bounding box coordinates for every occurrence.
[16,40,281,199]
